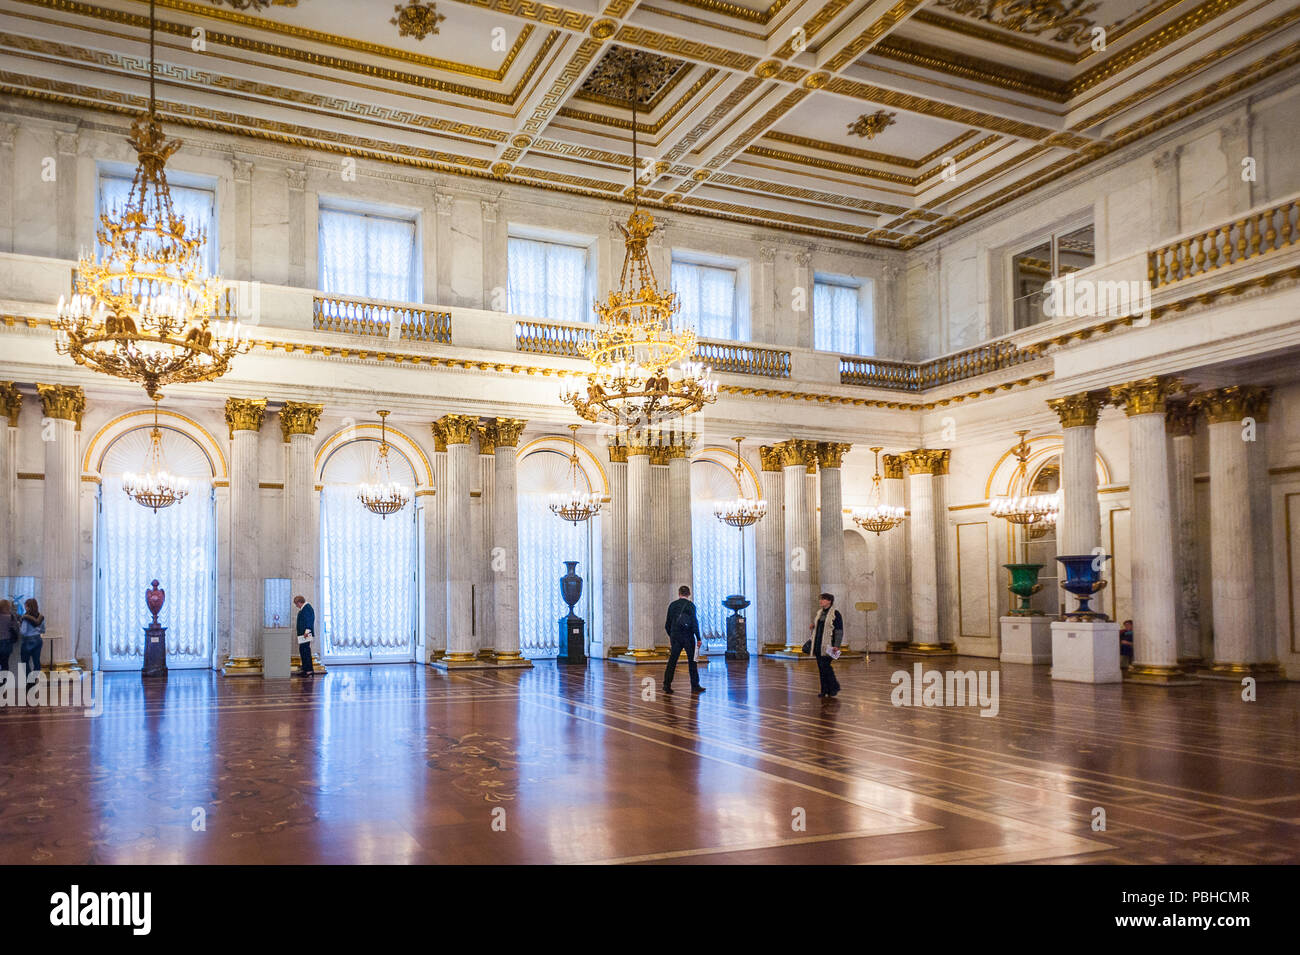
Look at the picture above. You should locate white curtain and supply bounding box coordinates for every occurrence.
[673,261,736,340]
[814,280,875,355]
[507,236,587,324]
[99,173,216,273]
[319,485,417,658]
[691,500,757,652]
[319,207,418,302]
[100,479,215,667]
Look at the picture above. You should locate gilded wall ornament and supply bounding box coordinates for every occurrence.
[437,413,478,445]
[279,401,323,441]
[1192,385,1272,425]
[846,110,897,140]
[210,0,299,10]
[36,383,85,426]
[0,381,22,427]
[1109,376,1186,417]
[758,445,783,472]
[899,448,950,475]
[579,46,687,106]
[881,453,904,480]
[934,0,1099,46]
[224,397,267,435]
[1046,391,1106,429]
[815,441,853,468]
[391,0,447,41]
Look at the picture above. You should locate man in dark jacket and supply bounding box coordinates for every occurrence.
[293,595,316,677]
[662,585,704,695]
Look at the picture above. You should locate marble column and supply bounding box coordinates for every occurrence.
[487,418,531,667]
[475,424,497,660]
[604,442,629,657]
[803,446,821,613]
[781,441,812,651]
[817,442,852,647]
[427,423,449,661]
[1247,390,1280,671]
[901,448,953,653]
[222,397,266,675]
[35,385,82,670]
[616,434,663,660]
[1165,400,1202,663]
[881,454,909,651]
[280,401,323,672]
[651,442,671,652]
[667,431,694,596]
[435,414,478,666]
[1109,377,1192,683]
[1047,392,1106,612]
[934,458,956,647]
[0,383,19,577]
[757,446,785,654]
[1198,386,1282,678]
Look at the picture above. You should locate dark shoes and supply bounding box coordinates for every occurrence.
[662,685,674,695]
[691,685,705,694]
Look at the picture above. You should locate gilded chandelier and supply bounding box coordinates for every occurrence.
[54,0,248,401]
[358,411,410,518]
[550,425,602,524]
[560,61,716,433]
[123,399,190,513]
[991,430,1060,529]
[714,437,767,528]
[852,448,906,535]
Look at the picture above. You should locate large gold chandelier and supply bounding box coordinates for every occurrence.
[991,430,1060,530]
[714,437,767,528]
[852,447,905,535]
[54,0,247,401]
[549,425,602,524]
[358,411,410,518]
[123,399,190,513]
[560,61,716,433]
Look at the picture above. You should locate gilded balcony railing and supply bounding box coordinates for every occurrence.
[515,319,594,358]
[313,295,452,343]
[840,340,1041,392]
[1149,196,1300,288]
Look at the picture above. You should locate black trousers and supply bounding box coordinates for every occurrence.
[664,637,700,689]
[816,654,839,696]
[299,639,314,674]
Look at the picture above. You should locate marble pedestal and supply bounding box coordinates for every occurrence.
[1000,616,1053,665]
[261,629,292,680]
[1050,621,1122,683]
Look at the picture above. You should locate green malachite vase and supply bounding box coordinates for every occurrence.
[1004,563,1044,616]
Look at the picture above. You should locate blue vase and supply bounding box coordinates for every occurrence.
[1056,554,1110,621]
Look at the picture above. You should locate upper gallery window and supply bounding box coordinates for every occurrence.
[1010,223,1095,329]
[507,232,592,324]
[672,254,746,341]
[98,168,218,274]
[814,275,874,356]
[318,202,420,302]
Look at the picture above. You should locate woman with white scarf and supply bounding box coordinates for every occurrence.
[806,592,843,699]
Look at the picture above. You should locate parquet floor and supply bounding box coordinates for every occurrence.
[1,656,1296,864]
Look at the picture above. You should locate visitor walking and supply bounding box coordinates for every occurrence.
[663,585,704,695]
[0,599,18,674]
[807,593,843,699]
[19,598,45,678]
[293,595,316,677]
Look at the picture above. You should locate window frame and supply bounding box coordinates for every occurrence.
[670,248,750,342]
[506,225,597,324]
[1007,216,1095,331]
[96,163,220,275]
[317,196,423,303]
[812,271,874,357]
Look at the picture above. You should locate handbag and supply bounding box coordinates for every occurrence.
[801,639,812,654]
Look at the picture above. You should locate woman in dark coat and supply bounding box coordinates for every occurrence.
[0,599,18,673]
[19,598,45,677]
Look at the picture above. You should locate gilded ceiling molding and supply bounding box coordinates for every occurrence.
[612,24,760,73]
[0,382,22,426]
[208,1,298,11]
[741,145,922,187]
[871,36,1070,102]
[558,68,718,134]
[705,87,811,170]
[520,36,605,135]
[443,0,591,30]
[391,0,447,41]
[771,0,854,58]
[669,0,791,26]
[822,76,1056,141]
[636,4,768,41]
[932,0,1099,47]
[819,0,929,74]
[846,110,897,140]
[662,76,762,163]
[910,9,1076,62]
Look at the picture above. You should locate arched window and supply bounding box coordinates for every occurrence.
[690,458,758,652]
[98,425,216,670]
[517,448,603,657]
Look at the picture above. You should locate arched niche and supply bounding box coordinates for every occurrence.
[517,434,608,497]
[84,408,226,482]
[691,444,760,499]
[315,422,431,490]
[983,433,1110,501]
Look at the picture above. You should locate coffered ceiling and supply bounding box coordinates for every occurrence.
[1,0,1297,247]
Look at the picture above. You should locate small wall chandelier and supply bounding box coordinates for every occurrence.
[123,399,190,512]
[852,447,906,535]
[560,61,717,434]
[358,411,410,518]
[714,437,766,528]
[991,430,1060,529]
[550,425,602,524]
[53,0,248,400]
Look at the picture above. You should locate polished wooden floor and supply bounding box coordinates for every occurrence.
[1,656,1297,864]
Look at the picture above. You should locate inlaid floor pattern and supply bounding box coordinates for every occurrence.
[1,658,1297,864]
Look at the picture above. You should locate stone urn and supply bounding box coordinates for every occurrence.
[146,578,166,622]
[1003,563,1044,616]
[560,561,582,617]
[723,594,750,659]
[1056,554,1110,621]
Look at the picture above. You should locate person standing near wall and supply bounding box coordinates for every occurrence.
[19,599,45,680]
[293,595,316,677]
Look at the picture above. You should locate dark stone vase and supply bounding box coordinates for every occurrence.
[142,578,168,679]
[1003,563,1044,616]
[557,561,585,665]
[560,561,582,614]
[1056,554,1110,621]
[723,594,750,660]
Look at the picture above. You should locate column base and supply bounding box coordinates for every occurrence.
[764,649,814,661]
[476,648,497,661]
[610,649,669,664]
[429,651,500,671]
[1050,621,1121,684]
[492,652,534,669]
[427,649,446,663]
[49,660,84,674]
[885,640,912,652]
[1197,662,1287,682]
[999,615,1054,665]
[606,645,628,659]
[222,656,264,677]
[1124,663,1201,686]
[892,643,958,657]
